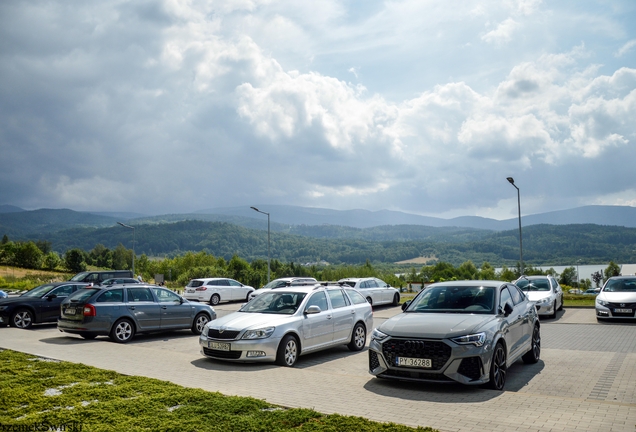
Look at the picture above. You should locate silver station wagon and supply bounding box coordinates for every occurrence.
[58,284,216,343]
[200,284,373,366]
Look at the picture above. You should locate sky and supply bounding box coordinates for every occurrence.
[1,0,635,220]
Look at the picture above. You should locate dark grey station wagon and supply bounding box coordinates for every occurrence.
[58,284,216,343]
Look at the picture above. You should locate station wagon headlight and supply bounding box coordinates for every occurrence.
[451,332,486,347]
[371,328,389,342]
[242,327,275,340]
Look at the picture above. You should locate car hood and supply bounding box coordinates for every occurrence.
[379,312,496,338]
[207,311,294,331]
[525,292,553,301]
[0,296,37,306]
[598,292,636,303]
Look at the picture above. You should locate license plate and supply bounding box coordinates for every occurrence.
[187,289,195,294]
[396,357,432,368]
[208,341,230,351]
[614,308,632,313]
[65,308,76,315]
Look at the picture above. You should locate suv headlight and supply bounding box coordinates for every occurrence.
[596,299,608,307]
[451,332,486,347]
[371,328,389,342]
[242,327,275,340]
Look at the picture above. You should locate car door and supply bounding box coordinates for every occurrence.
[228,279,247,301]
[499,285,525,361]
[508,284,532,347]
[152,288,192,329]
[326,289,355,343]
[301,291,334,350]
[211,279,229,302]
[39,284,78,322]
[376,278,393,303]
[125,287,161,330]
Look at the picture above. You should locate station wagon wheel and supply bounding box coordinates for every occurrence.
[391,293,400,306]
[348,323,366,351]
[11,309,34,329]
[210,294,220,306]
[191,313,209,335]
[488,342,507,390]
[522,324,541,364]
[275,335,298,367]
[110,319,135,343]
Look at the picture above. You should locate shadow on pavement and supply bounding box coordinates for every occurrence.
[39,329,197,345]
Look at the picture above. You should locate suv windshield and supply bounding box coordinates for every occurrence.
[69,272,89,282]
[516,279,551,292]
[240,292,307,315]
[406,285,495,314]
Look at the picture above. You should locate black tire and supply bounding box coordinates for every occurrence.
[110,319,135,343]
[391,293,400,307]
[210,294,220,306]
[275,335,299,367]
[11,309,34,329]
[522,324,541,364]
[191,313,209,335]
[550,301,557,319]
[557,295,564,311]
[366,297,373,305]
[245,292,251,302]
[487,342,507,390]
[79,333,97,340]
[348,323,366,351]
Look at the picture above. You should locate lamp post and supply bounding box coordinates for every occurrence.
[117,222,135,276]
[250,206,270,283]
[577,259,581,287]
[506,177,523,276]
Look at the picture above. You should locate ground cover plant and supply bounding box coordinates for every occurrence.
[0,350,435,432]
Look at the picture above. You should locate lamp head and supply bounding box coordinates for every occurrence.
[506,177,515,185]
[250,206,259,211]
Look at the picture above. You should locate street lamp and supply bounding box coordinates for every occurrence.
[506,177,523,276]
[117,222,135,276]
[250,206,270,283]
[577,259,581,287]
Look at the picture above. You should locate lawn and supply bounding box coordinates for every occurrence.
[0,349,435,432]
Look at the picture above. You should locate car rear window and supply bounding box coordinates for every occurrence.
[345,289,367,305]
[68,288,100,302]
[96,289,124,303]
[187,280,205,287]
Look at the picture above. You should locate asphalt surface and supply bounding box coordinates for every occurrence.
[1,304,635,432]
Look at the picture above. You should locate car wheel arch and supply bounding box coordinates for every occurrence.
[281,331,302,355]
[12,306,38,323]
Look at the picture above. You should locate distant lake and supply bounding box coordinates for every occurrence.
[495,264,635,280]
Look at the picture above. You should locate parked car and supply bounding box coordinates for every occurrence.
[0,282,90,328]
[70,270,134,285]
[583,289,600,295]
[248,277,318,300]
[514,275,563,318]
[100,278,140,286]
[337,277,400,306]
[0,290,7,299]
[596,276,636,320]
[368,280,540,390]
[183,278,254,305]
[58,284,216,342]
[200,284,373,367]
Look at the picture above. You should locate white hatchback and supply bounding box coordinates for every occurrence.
[337,277,400,306]
[184,278,255,305]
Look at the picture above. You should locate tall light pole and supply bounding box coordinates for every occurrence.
[250,206,270,283]
[117,222,135,276]
[506,177,523,276]
[577,259,581,287]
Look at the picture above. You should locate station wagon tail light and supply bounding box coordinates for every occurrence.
[83,304,96,316]
[195,287,208,291]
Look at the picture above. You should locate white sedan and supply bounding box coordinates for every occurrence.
[184,278,254,305]
[337,277,400,306]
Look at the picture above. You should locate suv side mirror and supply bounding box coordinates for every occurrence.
[401,300,411,311]
[46,294,57,301]
[503,302,514,317]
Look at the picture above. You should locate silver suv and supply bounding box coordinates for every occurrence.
[200,284,372,366]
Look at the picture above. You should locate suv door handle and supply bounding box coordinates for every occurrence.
[129,306,135,310]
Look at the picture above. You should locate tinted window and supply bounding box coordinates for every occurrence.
[407,285,495,314]
[68,288,100,301]
[22,284,57,297]
[306,291,329,311]
[96,289,124,303]
[127,288,154,302]
[345,289,367,305]
[228,280,242,287]
[499,286,513,310]
[210,279,229,286]
[508,285,524,305]
[327,289,349,309]
[367,279,378,288]
[50,285,76,297]
[152,288,180,303]
[70,272,89,282]
[187,280,205,288]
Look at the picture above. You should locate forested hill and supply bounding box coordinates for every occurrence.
[26,220,636,267]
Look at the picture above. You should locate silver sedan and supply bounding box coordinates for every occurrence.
[369,280,540,390]
[199,285,373,366]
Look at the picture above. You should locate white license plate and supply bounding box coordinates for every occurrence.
[614,308,632,313]
[208,341,230,351]
[187,289,195,294]
[397,357,432,368]
[65,308,76,315]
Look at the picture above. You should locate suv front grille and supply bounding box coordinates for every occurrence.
[457,356,482,381]
[382,339,451,370]
[207,329,241,340]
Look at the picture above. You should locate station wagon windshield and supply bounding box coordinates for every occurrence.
[241,292,306,315]
[405,285,495,314]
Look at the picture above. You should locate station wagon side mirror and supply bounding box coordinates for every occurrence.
[401,300,411,311]
[304,305,321,314]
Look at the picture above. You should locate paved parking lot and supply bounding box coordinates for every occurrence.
[1,304,635,432]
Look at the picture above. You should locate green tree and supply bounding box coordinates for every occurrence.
[457,261,478,280]
[497,265,517,282]
[2,234,9,244]
[559,266,577,286]
[88,244,112,268]
[479,262,496,280]
[591,271,603,287]
[43,251,61,270]
[605,261,621,279]
[14,241,44,269]
[35,240,52,255]
[112,244,131,270]
[65,249,87,273]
